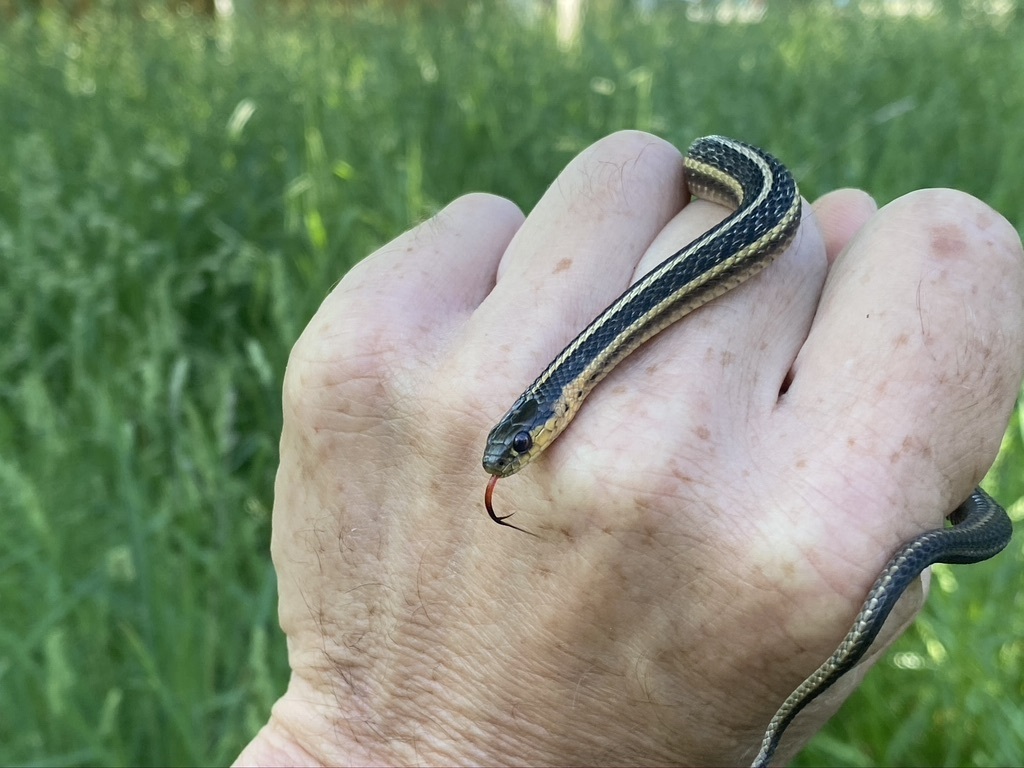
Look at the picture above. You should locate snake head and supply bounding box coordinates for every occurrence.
[482,394,552,478]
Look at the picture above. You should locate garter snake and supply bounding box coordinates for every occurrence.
[481,135,1013,766]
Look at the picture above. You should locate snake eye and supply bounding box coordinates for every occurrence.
[511,431,532,454]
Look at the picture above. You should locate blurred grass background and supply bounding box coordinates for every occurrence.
[1,0,1022,765]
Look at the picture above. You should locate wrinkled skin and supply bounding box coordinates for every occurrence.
[235,132,1024,767]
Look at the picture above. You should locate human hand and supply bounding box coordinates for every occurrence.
[235,131,1024,766]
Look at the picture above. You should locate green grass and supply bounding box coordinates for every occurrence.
[1,1,1022,764]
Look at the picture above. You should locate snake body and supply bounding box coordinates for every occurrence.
[481,135,1012,766]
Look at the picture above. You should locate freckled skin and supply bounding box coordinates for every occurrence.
[480,143,1016,768]
[240,129,1024,768]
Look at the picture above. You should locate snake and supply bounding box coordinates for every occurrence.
[480,135,1013,766]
